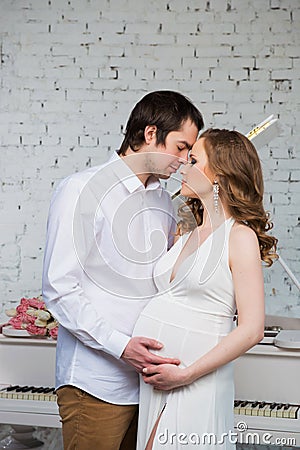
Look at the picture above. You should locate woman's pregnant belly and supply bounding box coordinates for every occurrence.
[133,293,232,368]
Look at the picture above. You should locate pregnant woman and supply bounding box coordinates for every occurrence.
[133,128,278,449]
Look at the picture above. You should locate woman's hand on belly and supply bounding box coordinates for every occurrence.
[141,363,190,391]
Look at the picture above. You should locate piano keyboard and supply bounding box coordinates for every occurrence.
[235,400,300,419]
[0,384,60,428]
[0,331,299,440]
[0,385,57,402]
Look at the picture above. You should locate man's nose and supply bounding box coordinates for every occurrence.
[180,164,187,175]
[178,151,189,164]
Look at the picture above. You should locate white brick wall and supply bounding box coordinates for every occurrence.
[0,1,299,447]
[0,0,299,318]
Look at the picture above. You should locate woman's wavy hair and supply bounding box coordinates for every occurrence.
[177,128,278,266]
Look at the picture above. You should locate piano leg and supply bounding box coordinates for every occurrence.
[0,425,44,449]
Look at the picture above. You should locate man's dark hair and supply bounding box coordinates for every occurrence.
[118,91,204,155]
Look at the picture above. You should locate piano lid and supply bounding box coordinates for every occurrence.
[265,315,300,330]
[261,315,300,346]
[275,330,300,350]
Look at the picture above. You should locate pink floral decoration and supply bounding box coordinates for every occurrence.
[6,296,59,339]
[49,327,58,339]
[8,317,24,330]
[26,324,48,336]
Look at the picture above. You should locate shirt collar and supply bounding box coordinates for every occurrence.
[109,151,163,197]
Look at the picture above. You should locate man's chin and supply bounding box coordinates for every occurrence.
[152,172,171,180]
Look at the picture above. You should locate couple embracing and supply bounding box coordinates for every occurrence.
[42,91,277,450]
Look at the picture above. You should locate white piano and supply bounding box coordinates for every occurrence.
[234,315,300,447]
[0,334,60,429]
[0,316,299,446]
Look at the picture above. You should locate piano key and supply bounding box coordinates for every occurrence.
[238,400,249,415]
[245,402,254,415]
[257,401,267,416]
[43,387,53,393]
[34,393,53,401]
[234,404,239,414]
[234,400,242,414]
[19,386,36,399]
[21,386,34,392]
[289,406,300,419]
[15,386,28,392]
[250,401,260,416]
[263,404,272,417]
[275,404,285,418]
[283,404,290,418]
[0,386,20,399]
[245,402,259,416]
[12,386,41,399]
[16,386,32,399]
[31,387,45,393]
[270,402,278,417]
[6,385,20,391]
[271,403,284,417]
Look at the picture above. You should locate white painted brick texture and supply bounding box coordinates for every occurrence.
[0,1,299,324]
[0,0,299,447]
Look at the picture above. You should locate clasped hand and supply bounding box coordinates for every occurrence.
[142,364,189,391]
[121,336,180,374]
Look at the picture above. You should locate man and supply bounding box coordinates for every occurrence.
[42,90,204,450]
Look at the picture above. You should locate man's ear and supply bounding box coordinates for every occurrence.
[144,125,157,144]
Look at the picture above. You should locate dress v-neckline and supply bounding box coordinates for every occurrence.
[169,218,233,285]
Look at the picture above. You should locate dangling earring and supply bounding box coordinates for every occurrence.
[213,180,219,214]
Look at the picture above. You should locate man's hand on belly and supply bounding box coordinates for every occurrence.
[121,336,180,373]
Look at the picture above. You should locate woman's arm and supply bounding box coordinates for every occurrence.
[142,224,265,390]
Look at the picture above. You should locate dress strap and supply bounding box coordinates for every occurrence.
[225,217,235,235]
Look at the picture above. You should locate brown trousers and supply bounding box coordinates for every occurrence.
[57,385,138,450]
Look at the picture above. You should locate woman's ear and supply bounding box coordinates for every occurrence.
[144,125,157,144]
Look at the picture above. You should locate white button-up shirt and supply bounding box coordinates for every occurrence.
[42,152,175,404]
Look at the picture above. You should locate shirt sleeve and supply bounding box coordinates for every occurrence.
[42,176,130,359]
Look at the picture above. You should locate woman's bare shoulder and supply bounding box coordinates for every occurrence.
[230,222,260,258]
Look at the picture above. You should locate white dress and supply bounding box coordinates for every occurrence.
[133,218,237,449]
